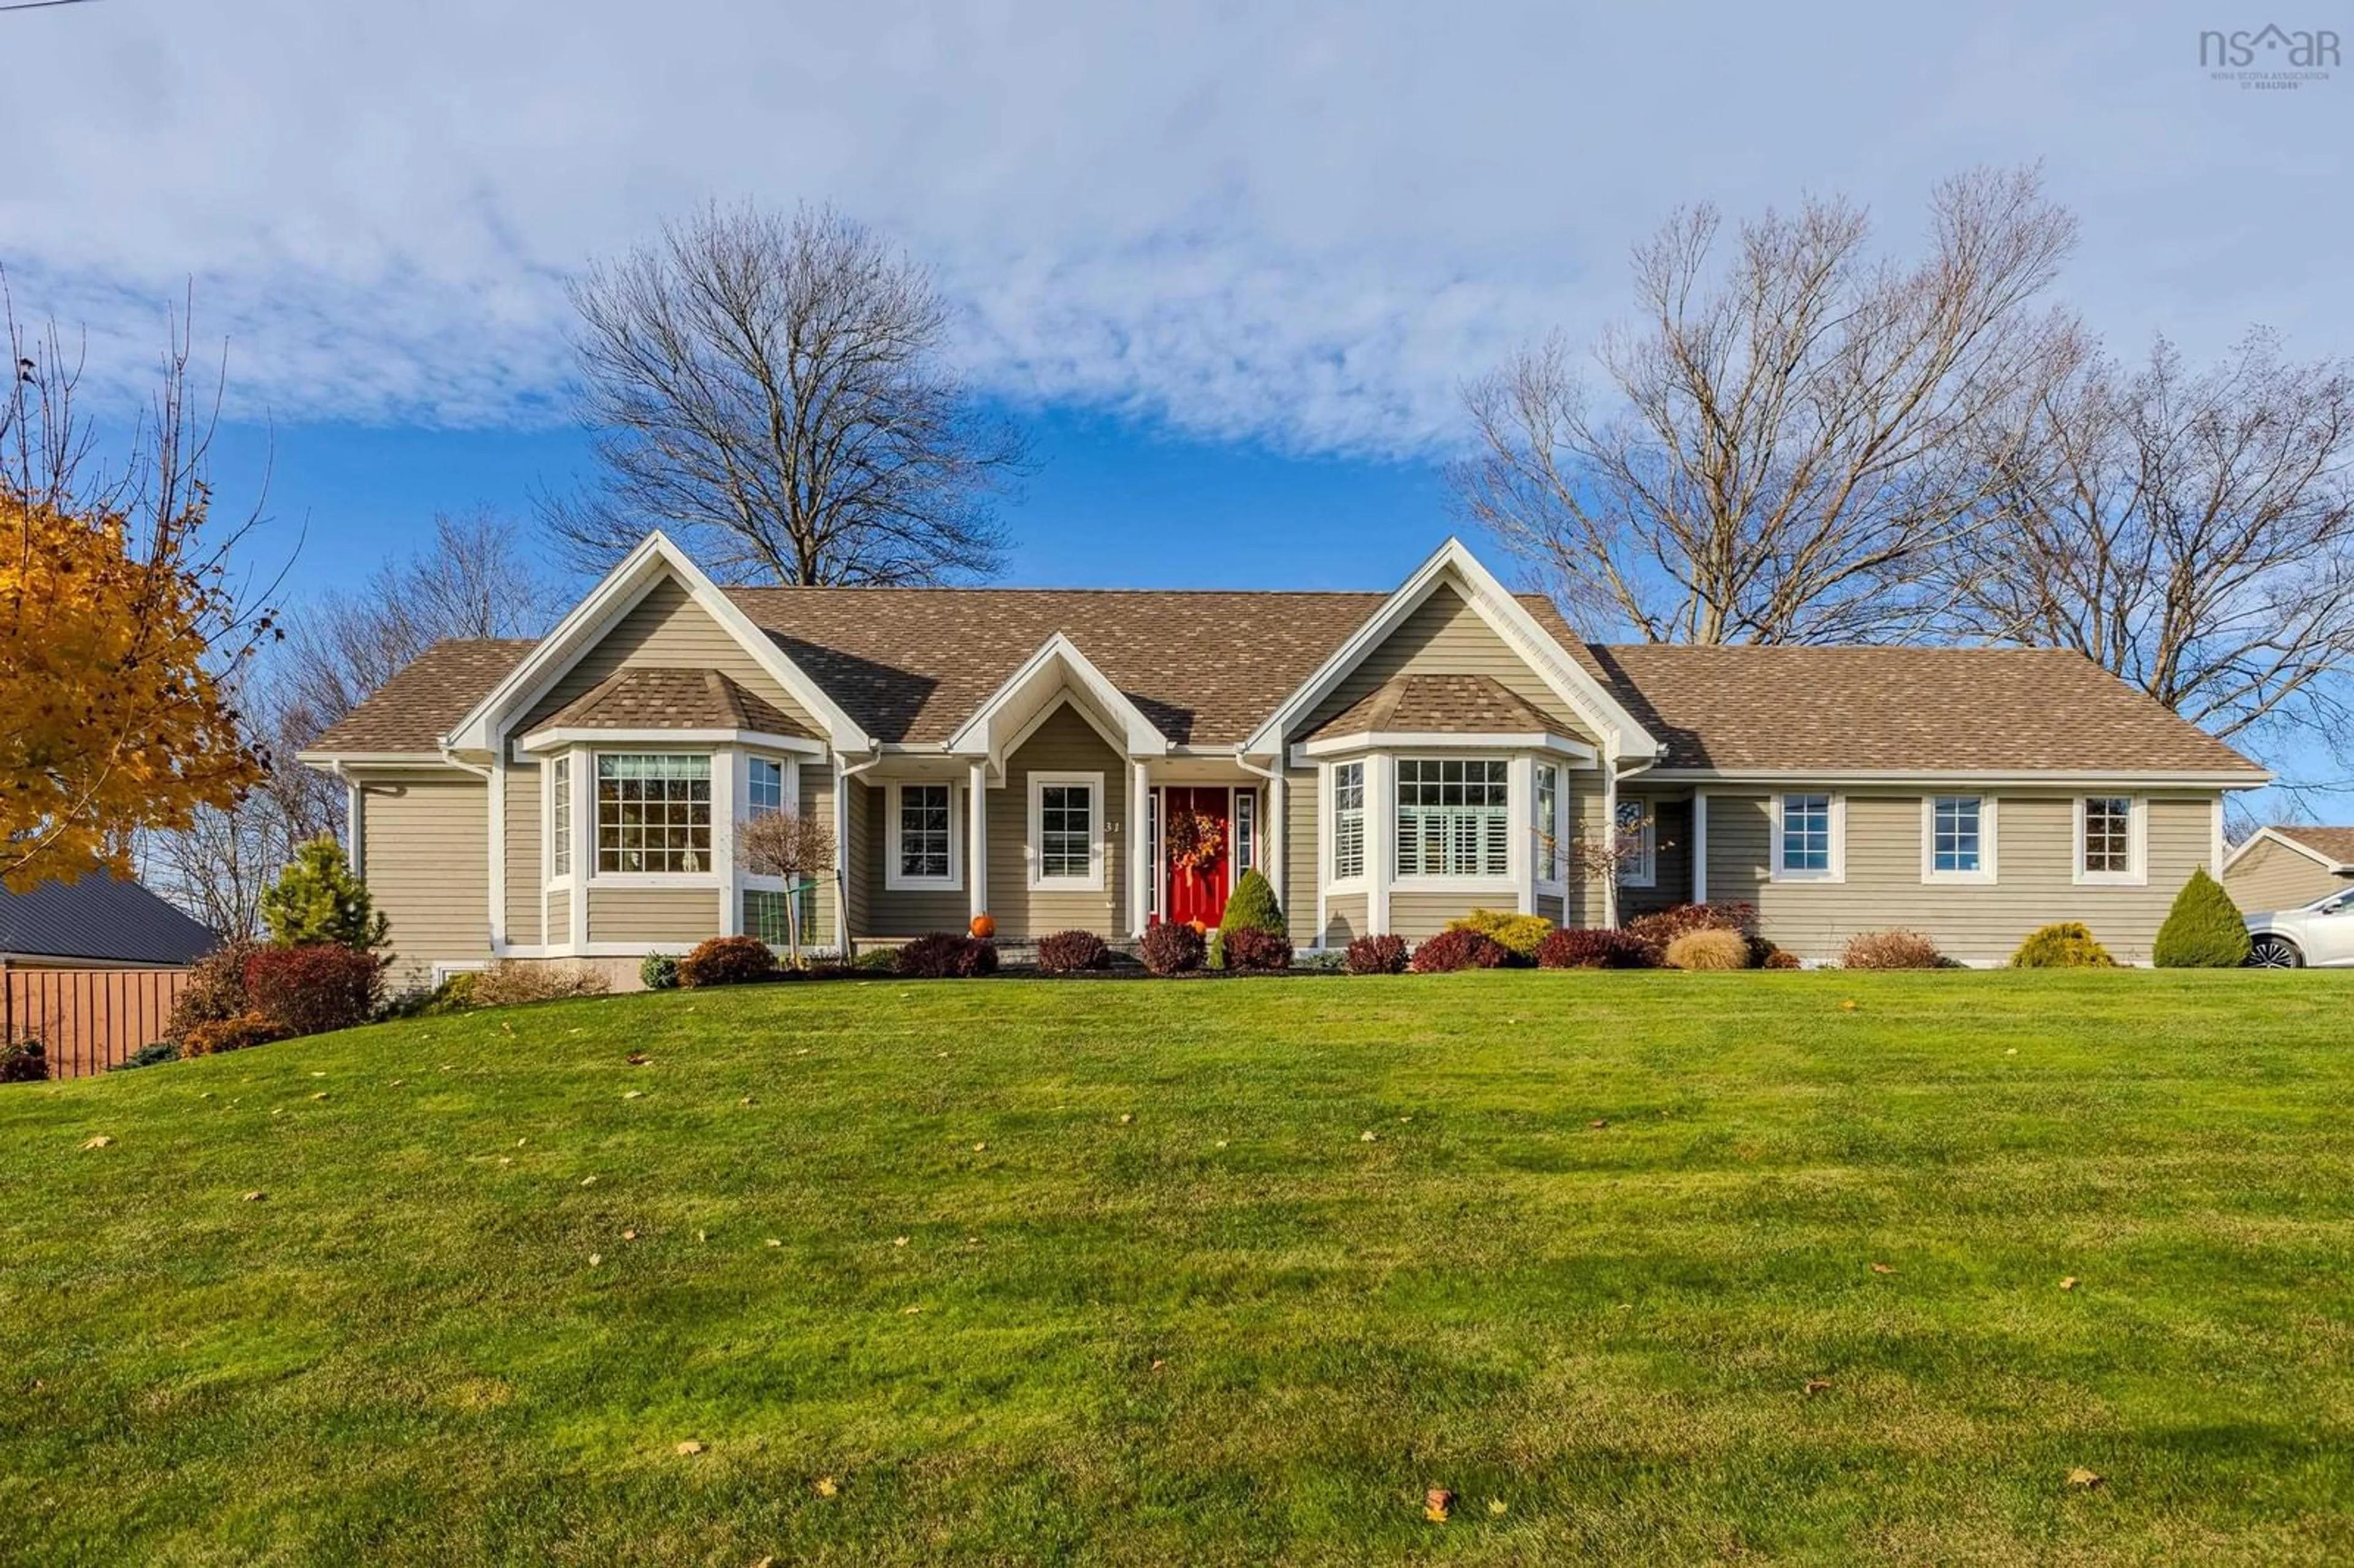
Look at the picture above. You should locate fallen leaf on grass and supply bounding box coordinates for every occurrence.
[1118,1113,1133,1125]
[388,1079,404,1087]
[627,1052,650,1066]
[80,1135,113,1150]
[893,1236,909,1247]
[1804,1378,1832,1396]
[766,1238,782,1248]
[309,1092,329,1101]
[2060,1276,2079,1291]
[242,1190,265,1202]
[1838,1000,1858,1011]
[311,1071,326,1078]
[1149,1358,1165,1372]
[971,1142,987,1152]
[1360,1130,1378,1143]
[498,1157,512,1165]
[2068,1467,2103,1489]
[623,1229,638,1241]
[1424,1487,1454,1523]
[902,1305,923,1315]
[813,1476,839,1498]
[1487,1499,1508,1516]
[579,1176,598,1186]
[1590,1119,1609,1130]
[588,1254,602,1267]
[739,1096,755,1106]
[1870,1263,1895,1275]
[675,1440,704,1456]
[622,1090,643,1100]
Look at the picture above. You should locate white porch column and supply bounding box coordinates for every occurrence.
[1367,752,1394,936]
[968,760,989,924]
[1267,769,1286,916]
[1692,791,1710,905]
[713,747,740,937]
[831,757,851,953]
[568,753,590,951]
[1509,753,1536,914]
[1599,748,1620,929]
[1129,761,1151,935]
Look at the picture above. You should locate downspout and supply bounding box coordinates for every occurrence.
[1236,747,1286,940]
[836,751,885,955]
[1607,748,1658,929]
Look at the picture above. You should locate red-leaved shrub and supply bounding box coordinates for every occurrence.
[1409,928,1510,973]
[242,944,385,1037]
[1036,929,1110,973]
[181,1011,295,1057]
[1139,921,1206,976]
[1536,927,1658,970]
[679,935,778,988]
[1840,929,1945,970]
[1344,934,1408,975]
[897,932,999,978]
[165,940,263,1044]
[1756,942,1802,970]
[1222,928,1293,972]
[1625,901,1756,959]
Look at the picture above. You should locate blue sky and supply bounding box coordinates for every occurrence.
[6,1,2350,803]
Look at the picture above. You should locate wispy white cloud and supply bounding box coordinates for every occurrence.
[3,0,2345,451]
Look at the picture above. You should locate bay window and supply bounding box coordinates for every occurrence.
[549,755,571,879]
[1396,758,1509,879]
[1534,764,1562,883]
[747,756,785,818]
[596,753,711,874]
[1331,763,1366,883]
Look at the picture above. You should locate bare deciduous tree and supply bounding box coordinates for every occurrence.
[1455,166,2081,644]
[1952,330,2354,793]
[737,808,836,966]
[543,202,1029,585]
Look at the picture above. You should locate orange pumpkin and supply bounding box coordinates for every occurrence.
[969,912,996,939]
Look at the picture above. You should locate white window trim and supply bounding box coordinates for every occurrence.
[589,749,720,886]
[2073,794,2148,887]
[1325,759,1368,892]
[1231,786,1255,891]
[546,754,573,888]
[885,780,964,892]
[1392,754,1515,889]
[1771,791,1846,884]
[1027,769,1107,892]
[1613,796,1656,889]
[1920,794,1999,885]
[1535,763,1569,893]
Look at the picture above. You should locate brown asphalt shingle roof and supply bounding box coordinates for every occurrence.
[1304,673,1559,740]
[539,667,813,738]
[305,584,2261,780]
[1580,644,2258,774]
[2271,826,2354,867]
[308,638,536,754]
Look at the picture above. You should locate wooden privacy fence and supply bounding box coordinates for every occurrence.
[1,964,192,1079]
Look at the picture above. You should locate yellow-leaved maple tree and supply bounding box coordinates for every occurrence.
[1,485,264,892]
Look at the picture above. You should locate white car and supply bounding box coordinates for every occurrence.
[2244,885,2354,968]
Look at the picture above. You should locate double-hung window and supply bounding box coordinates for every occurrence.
[1924,794,1995,883]
[888,782,958,888]
[549,756,571,880]
[1396,758,1509,879]
[1331,762,1366,883]
[747,756,785,818]
[1534,764,1563,884]
[1615,797,1655,888]
[1029,772,1104,889]
[2076,796,2142,885]
[596,754,710,874]
[1775,792,1838,881]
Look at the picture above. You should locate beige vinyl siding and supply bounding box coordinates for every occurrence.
[1300,582,1597,745]
[2225,837,2350,913]
[547,894,569,946]
[864,780,971,937]
[1284,767,1320,946]
[986,704,1127,940]
[843,776,875,940]
[1566,771,1609,927]
[586,887,721,946]
[519,575,818,734]
[797,763,837,946]
[503,762,543,946]
[359,770,490,989]
[1390,892,1480,941]
[1535,892,1566,924]
[1320,892,1369,948]
[1704,791,2221,965]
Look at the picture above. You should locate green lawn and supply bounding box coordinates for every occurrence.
[4,972,2352,1566]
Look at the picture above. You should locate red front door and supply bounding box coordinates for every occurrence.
[1162,786,1232,929]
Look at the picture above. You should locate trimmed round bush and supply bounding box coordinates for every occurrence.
[181,1012,294,1057]
[1664,929,1751,971]
[1536,927,1656,970]
[242,944,386,1037]
[1447,908,1554,963]
[2154,868,2251,968]
[1217,869,1286,939]
[1626,902,1756,962]
[1036,929,1111,974]
[2011,921,2117,969]
[639,952,682,991]
[1840,929,1945,971]
[896,932,999,979]
[1222,927,1293,972]
[679,936,779,988]
[1409,928,1510,973]
[1140,921,1207,976]
[1344,934,1409,975]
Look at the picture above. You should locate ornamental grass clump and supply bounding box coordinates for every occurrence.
[1625,902,1756,963]
[1839,929,1945,971]
[2011,922,2117,969]
[1664,929,1752,971]
[2153,869,2252,968]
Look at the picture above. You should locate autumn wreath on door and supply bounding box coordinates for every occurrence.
[1164,805,1225,904]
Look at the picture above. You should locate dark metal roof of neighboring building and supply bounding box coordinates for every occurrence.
[0,874,221,966]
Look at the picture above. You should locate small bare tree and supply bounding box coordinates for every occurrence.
[1456,166,2081,644]
[737,808,836,967]
[1952,330,2354,800]
[543,202,1030,586]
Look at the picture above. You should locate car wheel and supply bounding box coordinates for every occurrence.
[2247,934,2304,969]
